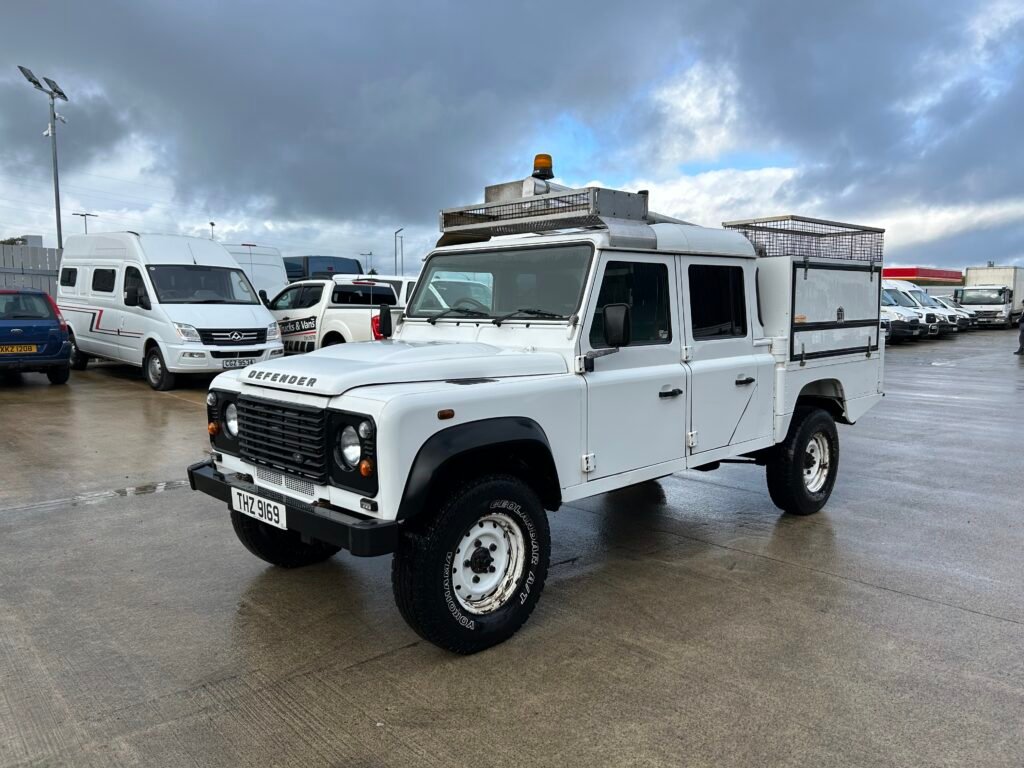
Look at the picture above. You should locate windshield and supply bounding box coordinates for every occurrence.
[910,290,941,308]
[881,290,898,306]
[959,288,1007,305]
[406,244,592,320]
[147,265,259,304]
[885,289,917,308]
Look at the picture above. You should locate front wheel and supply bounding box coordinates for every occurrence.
[391,475,550,654]
[145,347,176,391]
[230,510,341,567]
[765,407,839,516]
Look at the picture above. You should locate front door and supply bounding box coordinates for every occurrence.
[118,265,151,364]
[583,254,687,480]
[682,260,771,454]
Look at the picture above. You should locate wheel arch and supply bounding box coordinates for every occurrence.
[792,378,849,425]
[397,417,561,522]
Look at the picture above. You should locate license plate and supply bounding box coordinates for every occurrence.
[231,488,287,530]
[0,344,37,354]
[222,357,256,369]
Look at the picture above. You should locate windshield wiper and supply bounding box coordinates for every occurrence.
[492,308,563,326]
[427,306,490,325]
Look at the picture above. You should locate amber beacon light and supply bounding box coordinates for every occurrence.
[532,153,553,180]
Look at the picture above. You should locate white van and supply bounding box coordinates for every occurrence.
[882,279,958,335]
[223,243,289,303]
[57,233,284,390]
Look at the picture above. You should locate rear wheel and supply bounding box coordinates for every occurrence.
[321,334,344,347]
[46,367,70,385]
[145,346,176,391]
[230,510,341,567]
[69,332,89,370]
[766,407,839,516]
[391,475,550,654]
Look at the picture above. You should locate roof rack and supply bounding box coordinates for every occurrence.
[722,215,884,263]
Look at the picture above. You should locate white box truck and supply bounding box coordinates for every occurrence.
[955,266,1024,328]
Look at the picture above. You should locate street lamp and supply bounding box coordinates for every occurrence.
[18,66,68,249]
[73,212,97,233]
[398,235,405,274]
[360,251,374,274]
[393,227,404,274]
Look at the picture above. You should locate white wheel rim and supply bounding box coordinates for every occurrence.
[803,432,831,494]
[148,355,162,382]
[451,512,526,615]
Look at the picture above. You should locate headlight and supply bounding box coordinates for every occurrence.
[174,323,201,343]
[339,425,361,467]
[224,402,239,437]
[357,420,374,439]
[206,391,218,407]
[266,322,281,342]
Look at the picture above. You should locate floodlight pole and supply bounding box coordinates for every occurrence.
[47,93,64,249]
[398,235,404,274]
[393,228,404,274]
[73,212,97,233]
[360,251,373,273]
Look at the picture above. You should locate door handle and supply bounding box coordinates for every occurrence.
[659,388,683,399]
[735,376,755,386]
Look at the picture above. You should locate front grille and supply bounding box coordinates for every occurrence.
[909,319,920,327]
[925,313,937,324]
[237,396,328,482]
[199,328,267,346]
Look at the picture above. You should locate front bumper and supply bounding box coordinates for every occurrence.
[187,459,398,556]
[166,342,284,373]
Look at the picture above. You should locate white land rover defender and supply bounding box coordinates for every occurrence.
[188,156,885,654]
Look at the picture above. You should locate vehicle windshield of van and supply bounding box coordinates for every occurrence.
[147,265,259,304]
[910,290,941,308]
[0,293,54,320]
[958,288,1006,305]
[884,289,917,308]
[406,245,591,320]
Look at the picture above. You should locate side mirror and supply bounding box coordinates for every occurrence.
[124,286,139,307]
[259,289,269,306]
[377,303,393,339]
[602,303,631,348]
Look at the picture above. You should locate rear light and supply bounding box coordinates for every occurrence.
[44,294,67,332]
[371,314,383,340]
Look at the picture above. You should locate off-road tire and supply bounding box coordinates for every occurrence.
[69,333,89,370]
[391,474,551,654]
[145,347,176,391]
[47,366,70,385]
[765,406,839,516]
[230,510,341,567]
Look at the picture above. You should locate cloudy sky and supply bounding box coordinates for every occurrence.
[2,0,1022,271]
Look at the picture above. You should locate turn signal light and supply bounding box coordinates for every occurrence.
[207,421,219,436]
[359,459,374,477]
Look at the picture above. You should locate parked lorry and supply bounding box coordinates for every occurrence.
[57,233,283,390]
[954,267,1024,328]
[188,157,884,653]
[268,276,409,354]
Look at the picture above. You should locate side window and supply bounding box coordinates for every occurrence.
[688,264,747,340]
[124,266,148,304]
[405,281,416,303]
[299,285,325,309]
[59,267,77,287]
[270,285,303,310]
[91,268,116,293]
[332,284,398,306]
[589,261,671,348]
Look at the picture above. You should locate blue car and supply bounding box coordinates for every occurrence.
[0,288,72,384]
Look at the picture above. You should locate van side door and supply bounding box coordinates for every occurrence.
[582,253,687,479]
[84,265,122,360]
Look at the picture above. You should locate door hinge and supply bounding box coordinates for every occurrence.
[581,454,596,473]
[573,355,588,374]
[682,345,692,362]
[686,431,698,449]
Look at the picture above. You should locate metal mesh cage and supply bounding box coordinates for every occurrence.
[722,215,884,263]
[443,191,592,229]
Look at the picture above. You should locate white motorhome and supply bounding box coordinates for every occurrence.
[189,158,884,654]
[955,267,1024,327]
[57,233,283,390]
[223,244,289,303]
[268,276,408,354]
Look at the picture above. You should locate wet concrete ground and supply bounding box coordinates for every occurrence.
[1,331,1022,767]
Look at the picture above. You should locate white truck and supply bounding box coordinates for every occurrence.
[268,276,412,354]
[188,158,884,653]
[955,266,1024,328]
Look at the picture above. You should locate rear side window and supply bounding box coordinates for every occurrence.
[589,261,672,347]
[688,265,747,340]
[59,268,77,287]
[91,268,116,293]
[332,284,397,306]
[283,258,305,281]
[0,293,54,320]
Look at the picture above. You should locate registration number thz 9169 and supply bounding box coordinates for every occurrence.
[231,488,287,530]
